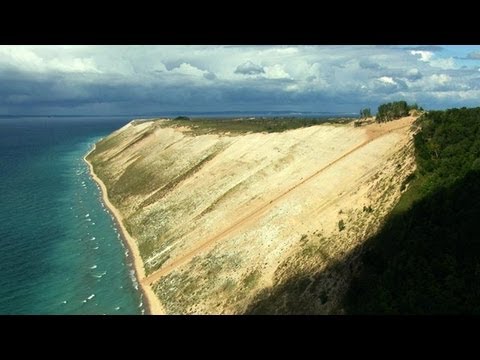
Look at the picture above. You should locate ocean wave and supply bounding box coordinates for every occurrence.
[82,294,96,303]
[90,265,97,269]
[93,271,106,278]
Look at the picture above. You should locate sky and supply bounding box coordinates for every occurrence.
[1,45,480,115]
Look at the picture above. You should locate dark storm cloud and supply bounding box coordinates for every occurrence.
[203,72,217,80]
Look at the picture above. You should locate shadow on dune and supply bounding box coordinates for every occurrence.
[244,170,480,315]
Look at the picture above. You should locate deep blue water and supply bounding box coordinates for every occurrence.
[0,116,144,314]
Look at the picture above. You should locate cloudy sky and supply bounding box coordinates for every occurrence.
[1,45,480,115]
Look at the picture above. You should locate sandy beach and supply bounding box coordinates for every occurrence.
[84,145,165,315]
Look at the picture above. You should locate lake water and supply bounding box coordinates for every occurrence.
[0,116,144,314]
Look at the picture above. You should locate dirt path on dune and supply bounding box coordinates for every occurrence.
[142,117,415,287]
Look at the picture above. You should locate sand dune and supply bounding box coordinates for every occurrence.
[88,116,417,314]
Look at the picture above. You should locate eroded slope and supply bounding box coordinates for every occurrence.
[88,117,416,314]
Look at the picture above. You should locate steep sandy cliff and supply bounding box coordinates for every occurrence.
[87,116,417,314]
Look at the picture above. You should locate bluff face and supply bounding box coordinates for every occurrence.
[87,116,416,314]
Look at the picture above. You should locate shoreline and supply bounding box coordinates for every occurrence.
[84,145,165,315]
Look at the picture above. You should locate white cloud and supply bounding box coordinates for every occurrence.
[378,76,397,85]
[430,57,455,70]
[430,74,450,85]
[285,84,299,92]
[264,64,291,79]
[411,50,433,62]
[48,57,100,73]
[170,62,207,77]
[406,68,422,80]
[0,47,44,70]
[410,50,455,70]
[0,46,101,73]
[1,45,480,114]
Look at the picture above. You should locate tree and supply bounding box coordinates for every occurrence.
[360,108,371,119]
[376,101,413,122]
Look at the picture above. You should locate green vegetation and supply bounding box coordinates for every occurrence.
[242,270,261,290]
[360,108,371,119]
[338,219,345,232]
[174,116,190,121]
[345,106,480,314]
[157,116,355,136]
[376,101,418,122]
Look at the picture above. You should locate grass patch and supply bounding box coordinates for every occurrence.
[243,270,261,290]
[151,116,355,136]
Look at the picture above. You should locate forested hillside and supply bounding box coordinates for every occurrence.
[345,107,480,314]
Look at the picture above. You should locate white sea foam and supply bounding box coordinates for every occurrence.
[93,246,99,250]
[93,271,106,279]
[90,265,97,269]
[87,294,95,300]
[90,236,96,240]
[115,306,120,311]
[85,214,90,218]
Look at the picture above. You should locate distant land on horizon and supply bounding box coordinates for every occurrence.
[0,111,360,119]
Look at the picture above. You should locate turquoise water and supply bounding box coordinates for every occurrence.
[0,117,144,314]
